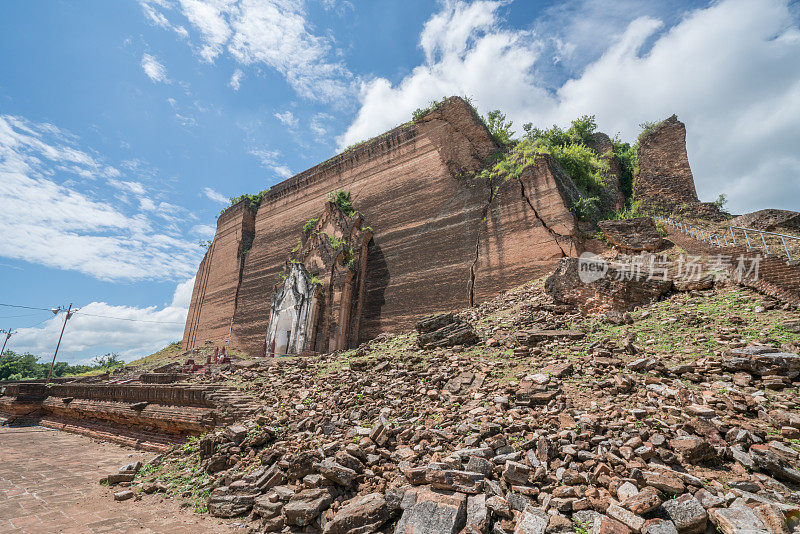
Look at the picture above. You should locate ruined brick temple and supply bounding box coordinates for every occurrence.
[182,97,700,356]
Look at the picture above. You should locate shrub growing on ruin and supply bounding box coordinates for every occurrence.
[484,109,515,146]
[412,97,449,122]
[611,136,637,199]
[226,189,270,212]
[480,115,610,204]
[303,218,319,234]
[571,196,600,221]
[607,199,646,220]
[327,190,355,216]
[637,114,676,141]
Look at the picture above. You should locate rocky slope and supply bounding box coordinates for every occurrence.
[120,276,800,534]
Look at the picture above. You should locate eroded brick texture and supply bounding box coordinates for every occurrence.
[184,97,583,356]
[184,201,255,349]
[634,115,699,213]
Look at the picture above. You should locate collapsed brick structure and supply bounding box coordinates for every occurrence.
[634,115,700,213]
[0,380,260,451]
[183,97,582,355]
[266,200,373,356]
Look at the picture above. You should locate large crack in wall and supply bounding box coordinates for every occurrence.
[517,177,569,257]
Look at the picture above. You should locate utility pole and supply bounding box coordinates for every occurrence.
[0,329,13,358]
[46,303,72,383]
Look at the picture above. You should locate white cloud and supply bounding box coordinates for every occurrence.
[340,0,800,214]
[274,110,298,128]
[203,186,229,204]
[272,164,292,179]
[229,68,243,90]
[10,278,194,363]
[192,223,216,237]
[139,0,190,38]
[309,112,332,140]
[109,179,146,196]
[339,0,545,148]
[0,114,202,281]
[139,0,353,102]
[248,147,292,179]
[141,53,169,83]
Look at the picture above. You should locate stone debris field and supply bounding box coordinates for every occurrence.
[98,265,800,534]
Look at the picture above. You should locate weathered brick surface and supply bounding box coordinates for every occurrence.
[666,229,800,306]
[184,201,255,349]
[474,156,578,304]
[184,97,583,355]
[635,115,699,213]
[0,382,260,448]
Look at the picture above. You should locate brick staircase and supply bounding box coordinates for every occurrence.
[666,229,800,306]
[192,384,261,423]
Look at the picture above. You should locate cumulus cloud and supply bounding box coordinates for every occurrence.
[0,114,202,281]
[340,0,800,214]
[339,0,546,148]
[141,53,169,83]
[10,277,194,363]
[203,186,229,204]
[140,0,353,102]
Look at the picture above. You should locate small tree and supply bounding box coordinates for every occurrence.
[92,353,123,370]
[485,110,515,145]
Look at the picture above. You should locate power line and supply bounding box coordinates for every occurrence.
[71,311,185,325]
[0,303,185,325]
[22,316,56,329]
[0,303,51,312]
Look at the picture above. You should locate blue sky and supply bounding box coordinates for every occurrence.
[1,0,799,363]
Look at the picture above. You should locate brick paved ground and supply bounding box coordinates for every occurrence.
[0,425,243,533]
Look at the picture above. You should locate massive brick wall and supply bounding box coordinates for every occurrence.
[474,155,580,304]
[634,115,699,212]
[183,201,255,349]
[184,98,583,355]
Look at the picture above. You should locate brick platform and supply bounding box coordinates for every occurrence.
[0,424,241,533]
[0,382,261,451]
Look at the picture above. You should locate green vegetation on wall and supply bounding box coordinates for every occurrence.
[327,190,355,217]
[476,115,611,219]
[611,137,637,199]
[225,189,270,213]
[303,218,319,234]
[484,109,515,146]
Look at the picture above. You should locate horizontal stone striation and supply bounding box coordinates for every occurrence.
[188,97,582,356]
[41,397,215,434]
[230,98,503,355]
[183,200,255,349]
[474,155,579,304]
[2,382,214,407]
[635,115,699,213]
[664,229,800,306]
[0,381,261,449]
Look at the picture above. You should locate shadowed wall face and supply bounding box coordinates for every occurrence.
[182,202,254,350]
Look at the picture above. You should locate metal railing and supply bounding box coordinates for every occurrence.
[655,216,799,261]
